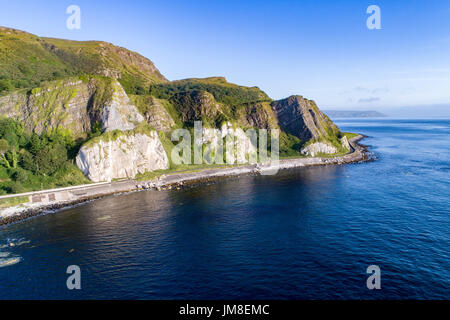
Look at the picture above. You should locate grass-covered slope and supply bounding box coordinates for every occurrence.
[0,26,167,96]
[149,77,271,106]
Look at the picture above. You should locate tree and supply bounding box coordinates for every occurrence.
[0,138,10,168]
[10,181,25,194]
[35,143,67,175]
[20,149,37,173]
[0,79,13,93]
[6,145,19,168]
[12,169,28,183]
[29,133,43,155]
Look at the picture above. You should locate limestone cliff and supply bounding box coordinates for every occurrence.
[76,130,169,182]
[129,95,175,132]
[0,77,144,136]
[100,81,145,132]
[301,142,338,157]
[271,95,340,142]
[0,79,91,135]
[171,90,224,126]
[200,122,258,164]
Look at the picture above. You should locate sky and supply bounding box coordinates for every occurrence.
[1,0,450,114]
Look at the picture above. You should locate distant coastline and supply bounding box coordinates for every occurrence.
[324,110,387,118]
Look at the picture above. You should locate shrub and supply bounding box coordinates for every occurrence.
[10,181,26,194]
[0,79,13,93]
[0,118,89,193]
[12,169,28,183]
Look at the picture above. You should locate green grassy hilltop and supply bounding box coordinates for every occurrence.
[0,26,167,96]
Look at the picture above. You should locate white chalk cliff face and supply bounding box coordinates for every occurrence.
[101,81,145,132]
[76,81,169,182]
[76,132,169,182]
[341,136,350,151]
[301,142,338,157]
[200,122,258,164]
[300,136,351,157]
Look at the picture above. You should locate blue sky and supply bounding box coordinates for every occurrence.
[1,0,450,111]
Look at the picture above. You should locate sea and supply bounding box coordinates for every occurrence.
[0,119,449,299]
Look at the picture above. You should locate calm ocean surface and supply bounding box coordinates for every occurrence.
[0,119,449,299]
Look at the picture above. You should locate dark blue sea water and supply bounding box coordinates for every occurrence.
[0,119,449,299]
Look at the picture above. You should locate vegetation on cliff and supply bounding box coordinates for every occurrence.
[0,118,88,194]
[149,77,271,105]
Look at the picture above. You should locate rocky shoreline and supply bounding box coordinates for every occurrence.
[0,135,371,227]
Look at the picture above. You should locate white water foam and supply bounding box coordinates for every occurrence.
[0,256,21,268]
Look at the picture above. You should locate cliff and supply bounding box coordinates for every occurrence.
[271,96,346,155]
[0,77,145,137]
[129,95,176,132]
[271,96,340,141]
[76,129,168,182]
[0,26,350,189]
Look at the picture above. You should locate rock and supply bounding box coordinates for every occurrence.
[200,122,258,164]
[271,95,340,141]
[0,78,144,137]
[0,79,91,136]
[237,102,279,129]
[76,131,169,182]
[101,81,145,132]
[171,90,223,125]
[341,136,351,151]
[129,95,175,132]
[301,142,337,157]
